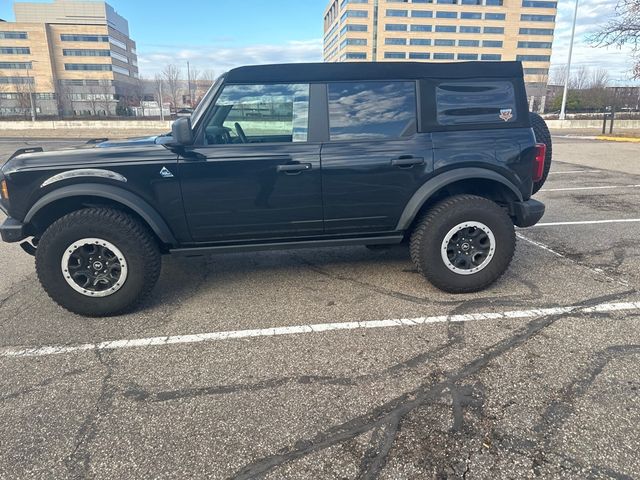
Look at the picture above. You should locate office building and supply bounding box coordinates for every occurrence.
[0,0,138,117]
[323,0,557,97]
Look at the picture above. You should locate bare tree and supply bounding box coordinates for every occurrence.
[591,0,640,78]
[161,64,182,111]
[131,77,147,117]
[14,76,36,119]
[153,74,165,117]
[97,82,115,116]
[588,68,610,89]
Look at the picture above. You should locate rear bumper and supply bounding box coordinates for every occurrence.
[0,217,27,243]
[511,199,545,228]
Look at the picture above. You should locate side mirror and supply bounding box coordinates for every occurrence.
[171,117,194,145]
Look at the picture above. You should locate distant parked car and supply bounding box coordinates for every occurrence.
[1,61,547,316]
[175,108,193,118]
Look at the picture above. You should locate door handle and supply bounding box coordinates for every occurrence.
[391,156,425,168]
[277,163,312,174]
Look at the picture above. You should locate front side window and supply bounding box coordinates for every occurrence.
[436,81,517,126]
[203,83,309,145]
[328,81,417,141]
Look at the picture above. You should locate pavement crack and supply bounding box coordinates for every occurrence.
[0,368,84,402]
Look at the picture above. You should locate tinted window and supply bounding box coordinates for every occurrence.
[328,82,417,141]
[204,84,309,145]
[436,81,517,126]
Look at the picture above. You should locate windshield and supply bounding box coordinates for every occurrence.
[190,74,225,128]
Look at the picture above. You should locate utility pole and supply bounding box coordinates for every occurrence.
[187,60,192,108]
[559,0,579,121]
[159,81,165,122]
[29,91,36,122]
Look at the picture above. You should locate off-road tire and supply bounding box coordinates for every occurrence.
[410,195,515,293]
[530,112,553,194]
[36,208,161,317]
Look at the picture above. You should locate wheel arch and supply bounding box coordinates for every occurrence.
[397,168,523,231]
[25,183,177,246]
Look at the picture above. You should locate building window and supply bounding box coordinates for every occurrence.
[63,49,110,57]
[524,68,549,75]
[519,28,554,35]
[435,25,457,32]
[341,10,368,21]
[0,76,34,84]
[485,13,506,20]
[411,10,433,17]
[109,36,127,50]
[521,14,555,21]
[459,26,481,33]
[516,54,551,61]
[434,53,455,59]
[482,40,503,47]
[385,38,407,45]
[436,11,457,18]
[410,38,431,45]
[386,24,408,31]
[457,53,478,60]
[341,24,368,34]
[485,0,504,5]
[409,53,430,59]
[0,62,32,69]
[411,24,433,31]
[517,41,552,49]
[110,50,130,63]
[460,12,482,19]
[481,54,502,60]
[435,39,455,46]
[345,52,367,59]
[461,0,482,4]
[0,31,28,39]
[64,64,112,71]
[0,47,31,54]
[112,65,130,75]
[484,26,505,34]
[386,9,408,16]
[61,34,109,42]
[522,1,557,7]
[459,39,480,47]
[384,52,407,59]
[328,81,417,141]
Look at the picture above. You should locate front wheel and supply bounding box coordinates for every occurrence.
[36,208,161,317]
[410,195,516,293]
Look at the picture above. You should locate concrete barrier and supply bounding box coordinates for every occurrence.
[0,120,173,130]
[545,119,640,129]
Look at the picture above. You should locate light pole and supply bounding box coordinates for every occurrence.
[559,0,579,121]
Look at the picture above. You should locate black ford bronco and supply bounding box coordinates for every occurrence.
[0,62,551,317]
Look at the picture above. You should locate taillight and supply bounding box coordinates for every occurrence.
[0,179,8,201]
[533,143,546,182]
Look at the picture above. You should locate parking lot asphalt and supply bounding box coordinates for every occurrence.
[1,136,639,479]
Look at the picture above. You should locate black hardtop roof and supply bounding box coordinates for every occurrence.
[224,61,524,83]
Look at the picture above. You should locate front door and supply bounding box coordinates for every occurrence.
[179,83,323,242]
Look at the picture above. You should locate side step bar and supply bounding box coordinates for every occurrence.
[170,235,404,257]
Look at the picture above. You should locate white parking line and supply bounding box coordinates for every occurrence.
[1,301,639,359]
[548,170,600,175]
[533,219,640,227]
[541,185,640,192]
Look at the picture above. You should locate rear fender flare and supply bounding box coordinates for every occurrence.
[396,168,524,231]
[24,183,177,245]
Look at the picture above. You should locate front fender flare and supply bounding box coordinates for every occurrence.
[24,183,177,245]
[396,168,524,231]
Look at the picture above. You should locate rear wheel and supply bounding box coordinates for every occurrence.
[410,195,515,293]
[36,208,161,317]
[530,112,553,194]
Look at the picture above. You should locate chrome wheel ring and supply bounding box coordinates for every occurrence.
[61,238,128,297]
[441,221,496,276]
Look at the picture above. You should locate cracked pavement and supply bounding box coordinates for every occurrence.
[0,137,639,479]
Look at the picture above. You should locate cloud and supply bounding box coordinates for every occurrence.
[137,39,322,78]
[550,0,639,85]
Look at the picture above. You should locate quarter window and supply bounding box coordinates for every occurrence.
[203,84,309,145]
[436,81,517,126]
[328,82,417,141]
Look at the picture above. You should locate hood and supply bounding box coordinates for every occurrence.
[1,135,174,175]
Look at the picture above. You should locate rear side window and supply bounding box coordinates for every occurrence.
[328,81,417,141]
[436,81,517,126]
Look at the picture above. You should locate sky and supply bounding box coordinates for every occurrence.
[0,0,637,85]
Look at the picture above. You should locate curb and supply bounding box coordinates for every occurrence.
[596,136,640,143]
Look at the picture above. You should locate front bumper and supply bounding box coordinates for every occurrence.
[511,199,545,228]
[0,217,27,243]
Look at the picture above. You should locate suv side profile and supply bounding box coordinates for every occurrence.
[0,62,547,317]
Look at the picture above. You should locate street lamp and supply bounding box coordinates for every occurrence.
[559,0,579,121]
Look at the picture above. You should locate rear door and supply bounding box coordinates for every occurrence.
[320,81,434,234]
